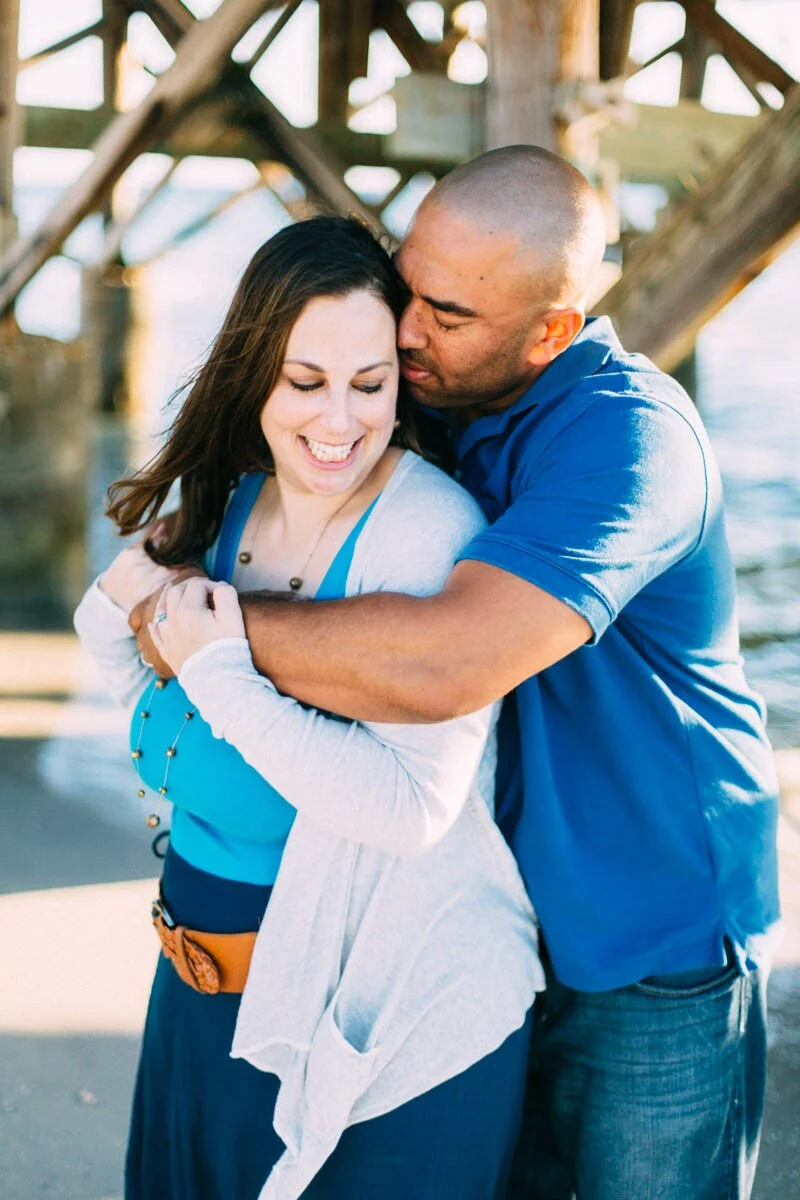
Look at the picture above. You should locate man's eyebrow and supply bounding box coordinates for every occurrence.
[422,295,479,319]
[394,265,479,319]
[284,360,393,372]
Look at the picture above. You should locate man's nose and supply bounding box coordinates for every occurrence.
[398,300,427,350]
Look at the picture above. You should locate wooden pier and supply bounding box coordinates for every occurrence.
[0,0,798,621]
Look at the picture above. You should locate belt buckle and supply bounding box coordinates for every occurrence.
[151,895,176,928]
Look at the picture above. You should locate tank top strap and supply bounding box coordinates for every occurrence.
[212,473,267,583]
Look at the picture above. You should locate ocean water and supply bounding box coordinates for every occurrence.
[13,183,800,751]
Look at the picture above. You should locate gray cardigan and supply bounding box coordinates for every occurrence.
[75,452,544,1199]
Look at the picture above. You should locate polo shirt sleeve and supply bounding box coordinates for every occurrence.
[459,392,710,642]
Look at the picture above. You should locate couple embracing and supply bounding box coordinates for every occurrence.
[76,144,779,1200]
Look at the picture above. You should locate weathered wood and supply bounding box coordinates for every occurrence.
[596,85,800,371]
[0,0,19,213]
[0,0,277,317]
[486,0,560,151]
[486,0,600,169]
[0,0,19,258]
[679,0,795,95]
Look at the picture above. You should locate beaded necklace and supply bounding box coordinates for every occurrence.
[130,675,195,832]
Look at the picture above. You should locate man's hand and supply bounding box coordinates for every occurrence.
[130,565,208,677]
[150,578,246,676]
[99,546,178,616]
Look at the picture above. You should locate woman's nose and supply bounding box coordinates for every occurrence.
[320,388,352,434]
[398,299,427,351]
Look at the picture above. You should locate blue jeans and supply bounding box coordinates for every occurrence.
[509,946,768,1200]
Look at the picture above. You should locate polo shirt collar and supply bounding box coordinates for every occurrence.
[457,315,621,460]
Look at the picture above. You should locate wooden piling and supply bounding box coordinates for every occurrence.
[0,0,20,257]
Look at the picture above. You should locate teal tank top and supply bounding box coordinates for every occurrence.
[130,474,377,884]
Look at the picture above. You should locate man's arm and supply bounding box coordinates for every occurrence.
[240,559,591,723]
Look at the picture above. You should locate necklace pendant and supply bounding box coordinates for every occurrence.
[289,576,303,592]
[238,551,252,565]
[146,813,161,829]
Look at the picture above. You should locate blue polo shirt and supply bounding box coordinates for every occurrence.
[456,316,780,992]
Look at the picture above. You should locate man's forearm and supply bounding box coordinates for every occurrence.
[241,591,456,723]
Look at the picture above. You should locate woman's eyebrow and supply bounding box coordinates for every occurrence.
[284,360,393,372]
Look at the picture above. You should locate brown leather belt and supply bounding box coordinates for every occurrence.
[151,897,257,995]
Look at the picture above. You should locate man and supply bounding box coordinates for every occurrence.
[135,145,779,1198]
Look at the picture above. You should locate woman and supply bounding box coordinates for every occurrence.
[74,216,542,1200]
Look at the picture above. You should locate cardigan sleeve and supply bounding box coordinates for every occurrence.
[179,639,495,857]
[178,459,495,857]
[73,579,152,708]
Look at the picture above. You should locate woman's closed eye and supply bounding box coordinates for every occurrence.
[289,379,323,392]
[288,379,386,394]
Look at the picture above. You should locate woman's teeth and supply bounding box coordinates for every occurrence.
[303,437,358,463]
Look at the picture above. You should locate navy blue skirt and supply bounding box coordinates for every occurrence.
[125,848,532,1199]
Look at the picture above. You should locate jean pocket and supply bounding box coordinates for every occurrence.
[632,960,741,1000]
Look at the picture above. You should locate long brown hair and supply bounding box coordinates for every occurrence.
[106,216,424,566]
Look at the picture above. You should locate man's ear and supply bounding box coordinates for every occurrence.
[527,309,584,368]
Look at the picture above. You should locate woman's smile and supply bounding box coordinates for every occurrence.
[300,434,365,468]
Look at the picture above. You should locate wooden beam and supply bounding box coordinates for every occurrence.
[679,0,795,95]
[232,87,385,226]
[1,0,19,210]
[0,0,19,258]
[242,0,303,70]
[679,23,708,100]
[374,0,447,73]
[595,86,800,370]
[18,19,105,72]
[486,0,561,152]
[599,99,756,185]
[0,0,278,317]
[142,0,386,227]
[599,0,636,81]
[485,0,600,169]
[101,1,128,113]
[97,157,180,269]
[143,178,265,264]
[318,0,359,124]
[626,35,685,79]
[19,103,455,175]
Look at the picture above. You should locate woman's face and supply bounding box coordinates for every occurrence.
[261,289,399,498]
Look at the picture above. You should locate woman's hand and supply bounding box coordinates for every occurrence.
[150,577,246,675]
[99,546,180,616]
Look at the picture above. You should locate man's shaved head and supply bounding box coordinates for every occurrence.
[420,145,607,308]
[395,145,607,414]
